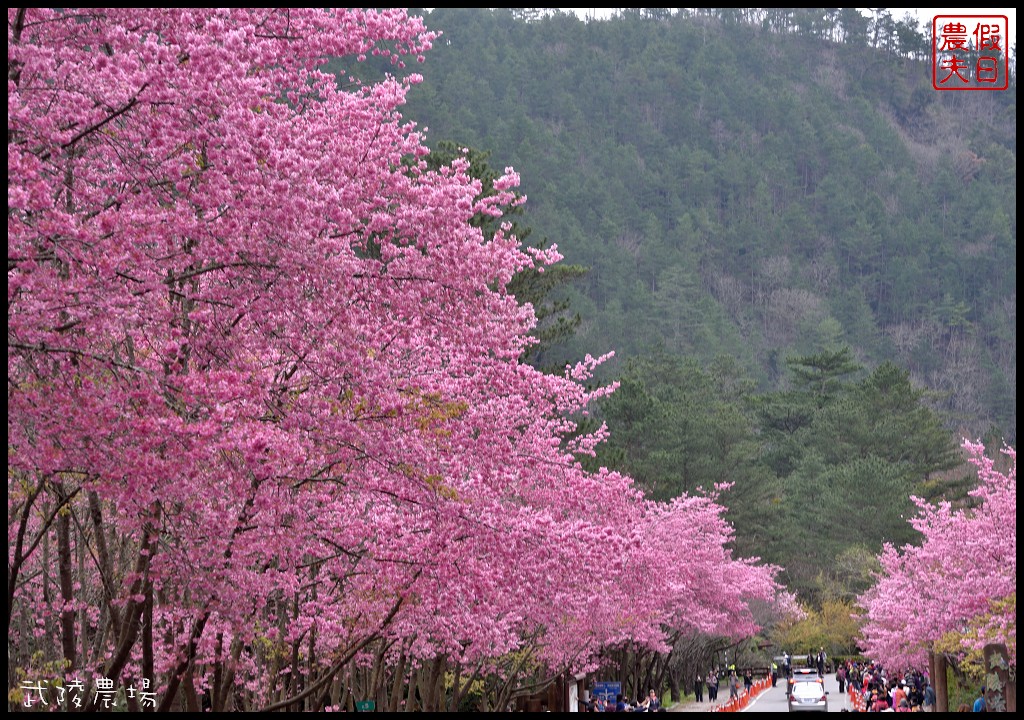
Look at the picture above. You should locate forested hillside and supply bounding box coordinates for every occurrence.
[405,8,1016,443]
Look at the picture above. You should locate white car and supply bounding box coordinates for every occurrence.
[788,677,829,713]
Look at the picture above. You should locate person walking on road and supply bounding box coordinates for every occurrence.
[707,670,719,703]
[694,673,704,703]
[922,681,936,712]
[893,682,908,711]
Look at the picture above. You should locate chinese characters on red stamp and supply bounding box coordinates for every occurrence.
[933,15,1010,90]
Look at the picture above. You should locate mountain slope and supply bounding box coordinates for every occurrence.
[404,8,1016,441]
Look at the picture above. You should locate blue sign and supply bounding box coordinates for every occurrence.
[593,681,622,704]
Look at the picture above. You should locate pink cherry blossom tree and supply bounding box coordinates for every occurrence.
[9,8,792,711]
[857,440,1016,672]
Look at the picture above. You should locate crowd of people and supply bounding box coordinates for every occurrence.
[581,663,750,712]
[581,689,665,712]
[583,653,985,713]
[837,659,936,712]
[699,665,751,704]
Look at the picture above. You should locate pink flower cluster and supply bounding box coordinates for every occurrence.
[858,440,1016,669]
[8,8,792,707]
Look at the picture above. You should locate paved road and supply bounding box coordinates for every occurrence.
[669,672,853,713]
[740,672,851,713]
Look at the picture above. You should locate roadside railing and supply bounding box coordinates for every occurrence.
[713,676,771,712]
